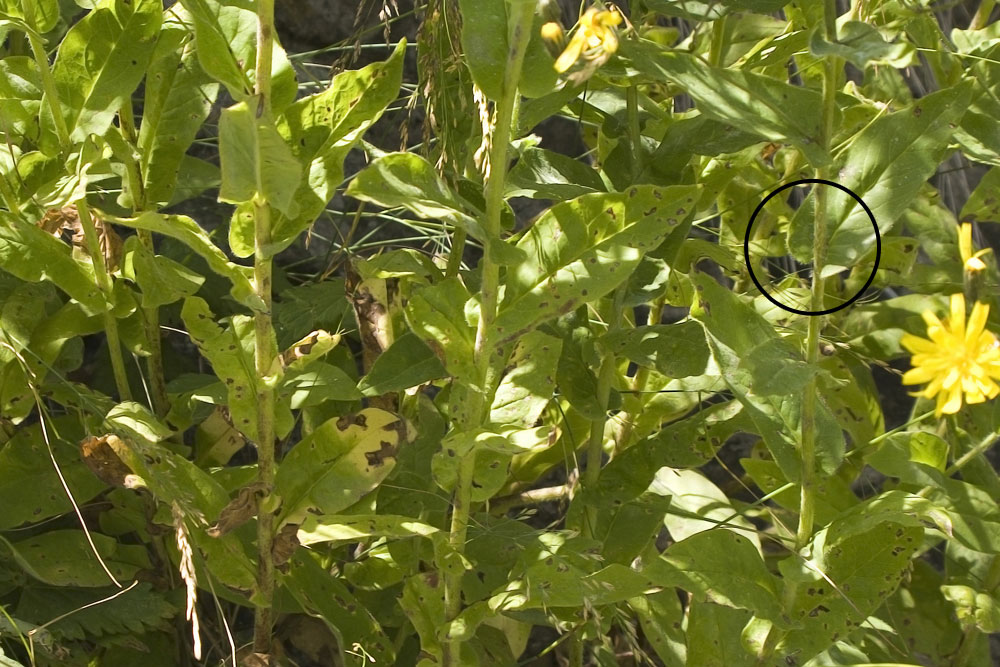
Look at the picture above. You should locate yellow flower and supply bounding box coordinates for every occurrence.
[901,293,1000,416]
[959,222,991,273]
[553,7,623,81]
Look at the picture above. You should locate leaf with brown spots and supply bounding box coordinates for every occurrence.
[273,408,413,526]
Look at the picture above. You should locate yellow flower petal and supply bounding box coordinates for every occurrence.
[960,223,974,264]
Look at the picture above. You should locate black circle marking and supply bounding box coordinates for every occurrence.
[743,178,880,316]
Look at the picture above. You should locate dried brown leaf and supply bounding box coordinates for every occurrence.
[80,434,134,487]
[272,523,300,571]
[207,481,269,538]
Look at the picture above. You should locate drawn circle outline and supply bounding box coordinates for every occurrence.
[743,178,880,316]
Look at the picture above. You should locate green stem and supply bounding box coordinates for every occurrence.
[758,1,839,662]
[445,226,467,277]
[582,286,626,534]
[0,165,20,214]
[971,0,996,30]
[442,2,535,664]
[626,85,642,181]
[23,0,69,148]
[251,0,278,657]
[23,0,131,402]
[77,200,132,401]
[708,15,727,66]
[118,102,169,417]
[797,0,839,556]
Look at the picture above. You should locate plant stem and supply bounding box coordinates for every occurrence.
[626,85,642,181]
[708,15,727,66]
[441,2,535,663]
[582,285,626,534]
[445,226,467,277]
[757,1,839,662]
[971,0,996,30]
[23,0,69,148]
[118,102,170,417]
[251,0,278,657]
[77,200,132,401]
[796,0,839,553]
[23,0,131,402]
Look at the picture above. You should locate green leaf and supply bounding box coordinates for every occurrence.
[297,514,439,546]
[650,468,761,549]
[489,330,561,427]
[281,363,363,409]
[649,529,784,623]
[218,99,302,218]
[776,520,922,662]
[495,185,699,345]
[0,213,104,312]
[177,0,297,109]
[621,40,830,165]
[790,84,972,276]
[492,535,658,610]
[109,212,261,310]
[0,424,105,530]
[15,582,173,640]
[0,57,43,144]
[50,0,161,143]
[809,20,916,69]
[961,165,1000,223]
[505,147,606,200]
[630,590,687,667]
[685,601,754,667]
[346,152,482,238]
[690,273,799,481]
[1,530,149,587]
[121,235,204,309]
[458,0,506,100]
[0,0,59,32]
[595,492,672,565]
[138,10,220,207]
[106,401,173,443]
[285,552,395,665]
[274,408,410,525]
[357,331,448,396]
[404,277,476,380]
[181,297,261,442]
[263,41,405,255]
[601,321,709,379]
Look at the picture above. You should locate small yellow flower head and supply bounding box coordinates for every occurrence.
[959,222,991,273]
[553,6,623,83]
[900,293,1000,416]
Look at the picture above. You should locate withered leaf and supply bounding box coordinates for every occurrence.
[207,481,270,538]
[272,523,300,570]
[38,205,124,272]
[80,434,135,487]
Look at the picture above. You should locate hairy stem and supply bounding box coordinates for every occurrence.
[442,2,535,664]
[757,1,839,662]
[118,102,169,417]
[77,201,132,401]
[251,0,278,657]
